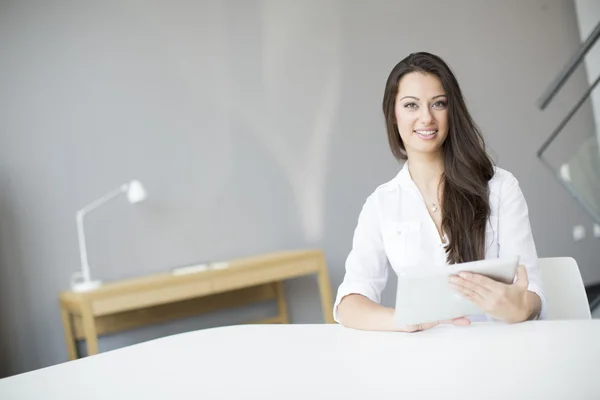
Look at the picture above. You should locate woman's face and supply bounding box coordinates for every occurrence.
[394,72,449,157]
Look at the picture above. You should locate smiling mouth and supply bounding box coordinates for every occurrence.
[414,129,438,140]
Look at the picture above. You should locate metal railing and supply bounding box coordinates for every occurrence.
[537,20,600,110]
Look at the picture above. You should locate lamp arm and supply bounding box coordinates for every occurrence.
[76,184,128,281]
[79,185,128,215]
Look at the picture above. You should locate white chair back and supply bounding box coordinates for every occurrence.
[538,257,591,320]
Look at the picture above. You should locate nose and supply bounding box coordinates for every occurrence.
[420,106,433,125]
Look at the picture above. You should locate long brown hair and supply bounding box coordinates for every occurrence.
[382,52,494,263]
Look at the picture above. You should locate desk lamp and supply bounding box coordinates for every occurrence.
[71,180,147,292]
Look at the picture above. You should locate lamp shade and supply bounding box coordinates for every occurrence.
[127,180,147,204]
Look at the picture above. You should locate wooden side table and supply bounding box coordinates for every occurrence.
[59,249,335,359]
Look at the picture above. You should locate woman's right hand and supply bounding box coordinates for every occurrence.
[398,317,471,332]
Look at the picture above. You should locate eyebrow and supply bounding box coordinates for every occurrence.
[399,94,447,101]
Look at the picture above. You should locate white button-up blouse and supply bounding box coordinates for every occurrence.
[334,163,546,323]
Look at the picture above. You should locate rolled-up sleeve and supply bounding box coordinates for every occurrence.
[498,174,547,320]
[333,193,390,323]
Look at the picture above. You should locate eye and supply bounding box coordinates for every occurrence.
[404,102,418,109]
[432,100,447,109]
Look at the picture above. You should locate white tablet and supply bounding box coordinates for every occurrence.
[394,257,519,326]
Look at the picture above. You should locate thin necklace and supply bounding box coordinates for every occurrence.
[430,182,443,213]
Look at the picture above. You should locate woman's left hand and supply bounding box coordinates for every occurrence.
[449,265,534,323]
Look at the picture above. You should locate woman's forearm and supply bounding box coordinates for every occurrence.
[336,294,397,331]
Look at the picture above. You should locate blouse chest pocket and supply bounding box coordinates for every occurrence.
[382,221,422,269]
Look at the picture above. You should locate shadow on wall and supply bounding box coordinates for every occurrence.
[207,0,342,244]
[0,175,34,378]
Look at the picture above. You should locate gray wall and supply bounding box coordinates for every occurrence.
[1,0,599,377]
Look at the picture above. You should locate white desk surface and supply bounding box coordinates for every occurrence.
[1,321,599,399]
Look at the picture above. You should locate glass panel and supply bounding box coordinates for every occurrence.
[540,72,600,224]
[559,134,600,223]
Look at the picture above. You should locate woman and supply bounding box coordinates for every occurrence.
[334,52,545,332]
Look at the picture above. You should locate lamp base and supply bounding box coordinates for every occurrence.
[71,279,103,292]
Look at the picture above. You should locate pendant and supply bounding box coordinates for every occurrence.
[431,203,438,212]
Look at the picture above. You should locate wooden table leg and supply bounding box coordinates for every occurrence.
[273,281,289,324]
[81,303,99,356]
[316,257,335,324]
[60,306,78,361]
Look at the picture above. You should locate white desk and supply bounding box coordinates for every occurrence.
[1,321,599,399]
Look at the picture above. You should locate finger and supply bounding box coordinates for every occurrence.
[452,283,488,310]
[458,272,503,291]
[438,318,471,326]
[450,281,486,302]
[450,276,490,296]
[515,265,529,290]
[451,317,471,326]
